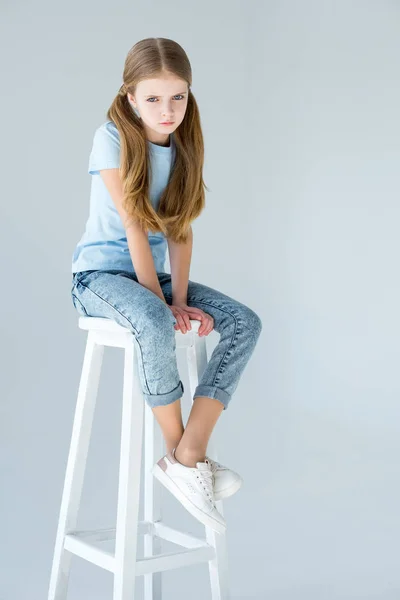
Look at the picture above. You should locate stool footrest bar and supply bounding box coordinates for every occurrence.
[65,524,216,576]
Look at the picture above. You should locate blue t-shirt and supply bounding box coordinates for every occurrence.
[71,120,176,273]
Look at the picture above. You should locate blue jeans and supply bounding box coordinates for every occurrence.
[70,270,262,410]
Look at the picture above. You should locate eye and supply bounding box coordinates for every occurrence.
[146,95,185,103]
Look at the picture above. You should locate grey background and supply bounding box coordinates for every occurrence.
[1,1,399,599]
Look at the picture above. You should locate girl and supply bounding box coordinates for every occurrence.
[71,37,262,534]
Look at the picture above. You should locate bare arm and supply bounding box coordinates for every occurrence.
[99,168,166,303]
[167,225,193,304]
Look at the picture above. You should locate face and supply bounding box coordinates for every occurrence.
[127,73,189,146]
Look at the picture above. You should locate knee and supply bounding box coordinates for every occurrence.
[143,301,176,337]
[242,307,263,338]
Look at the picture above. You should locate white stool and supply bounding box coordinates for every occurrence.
[48,316,230,600]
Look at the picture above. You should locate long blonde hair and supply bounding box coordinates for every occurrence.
[107,37,208,244]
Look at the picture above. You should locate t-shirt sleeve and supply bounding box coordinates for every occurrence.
[88,122,121,175]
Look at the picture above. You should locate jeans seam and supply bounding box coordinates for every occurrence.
[71,292,89,317]
[143,379,183,400]
[77,282,152,396]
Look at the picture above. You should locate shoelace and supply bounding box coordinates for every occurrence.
[194,467,215,505]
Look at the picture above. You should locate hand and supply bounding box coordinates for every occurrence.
[168,302,214,336]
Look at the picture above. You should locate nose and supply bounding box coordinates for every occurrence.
[162,103,174,119]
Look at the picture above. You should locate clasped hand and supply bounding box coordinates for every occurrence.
[167,301,214,337]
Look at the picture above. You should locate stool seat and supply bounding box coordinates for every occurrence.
[78,315,201,334]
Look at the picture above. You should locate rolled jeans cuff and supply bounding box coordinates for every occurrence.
[193,384,231,410]
[143,380,185,408]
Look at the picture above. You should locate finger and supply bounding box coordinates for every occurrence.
[196,316,206,335]
[207,320,215,335]
[171,308,183,330]
[184,307,204,321]
[199,317,211,336]
[176,313,187,333]
[178,308,192,333]
[184,312,204,332]
[203,318,214,336]
[182,313,192,331]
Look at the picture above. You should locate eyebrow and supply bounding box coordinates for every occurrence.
[144,92,187,97]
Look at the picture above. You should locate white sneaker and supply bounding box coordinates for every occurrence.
[151,448,226,534]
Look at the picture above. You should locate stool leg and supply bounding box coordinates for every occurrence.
[187,335,230,600]
[143,401,164,599]
[113,338,145,600]
[48,334,104,600]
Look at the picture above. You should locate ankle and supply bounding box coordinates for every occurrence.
[174,446,206,468]
[166,439,183,455]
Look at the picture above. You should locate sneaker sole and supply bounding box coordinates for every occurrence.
[214,476,243,502]
[152,463,226,534]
